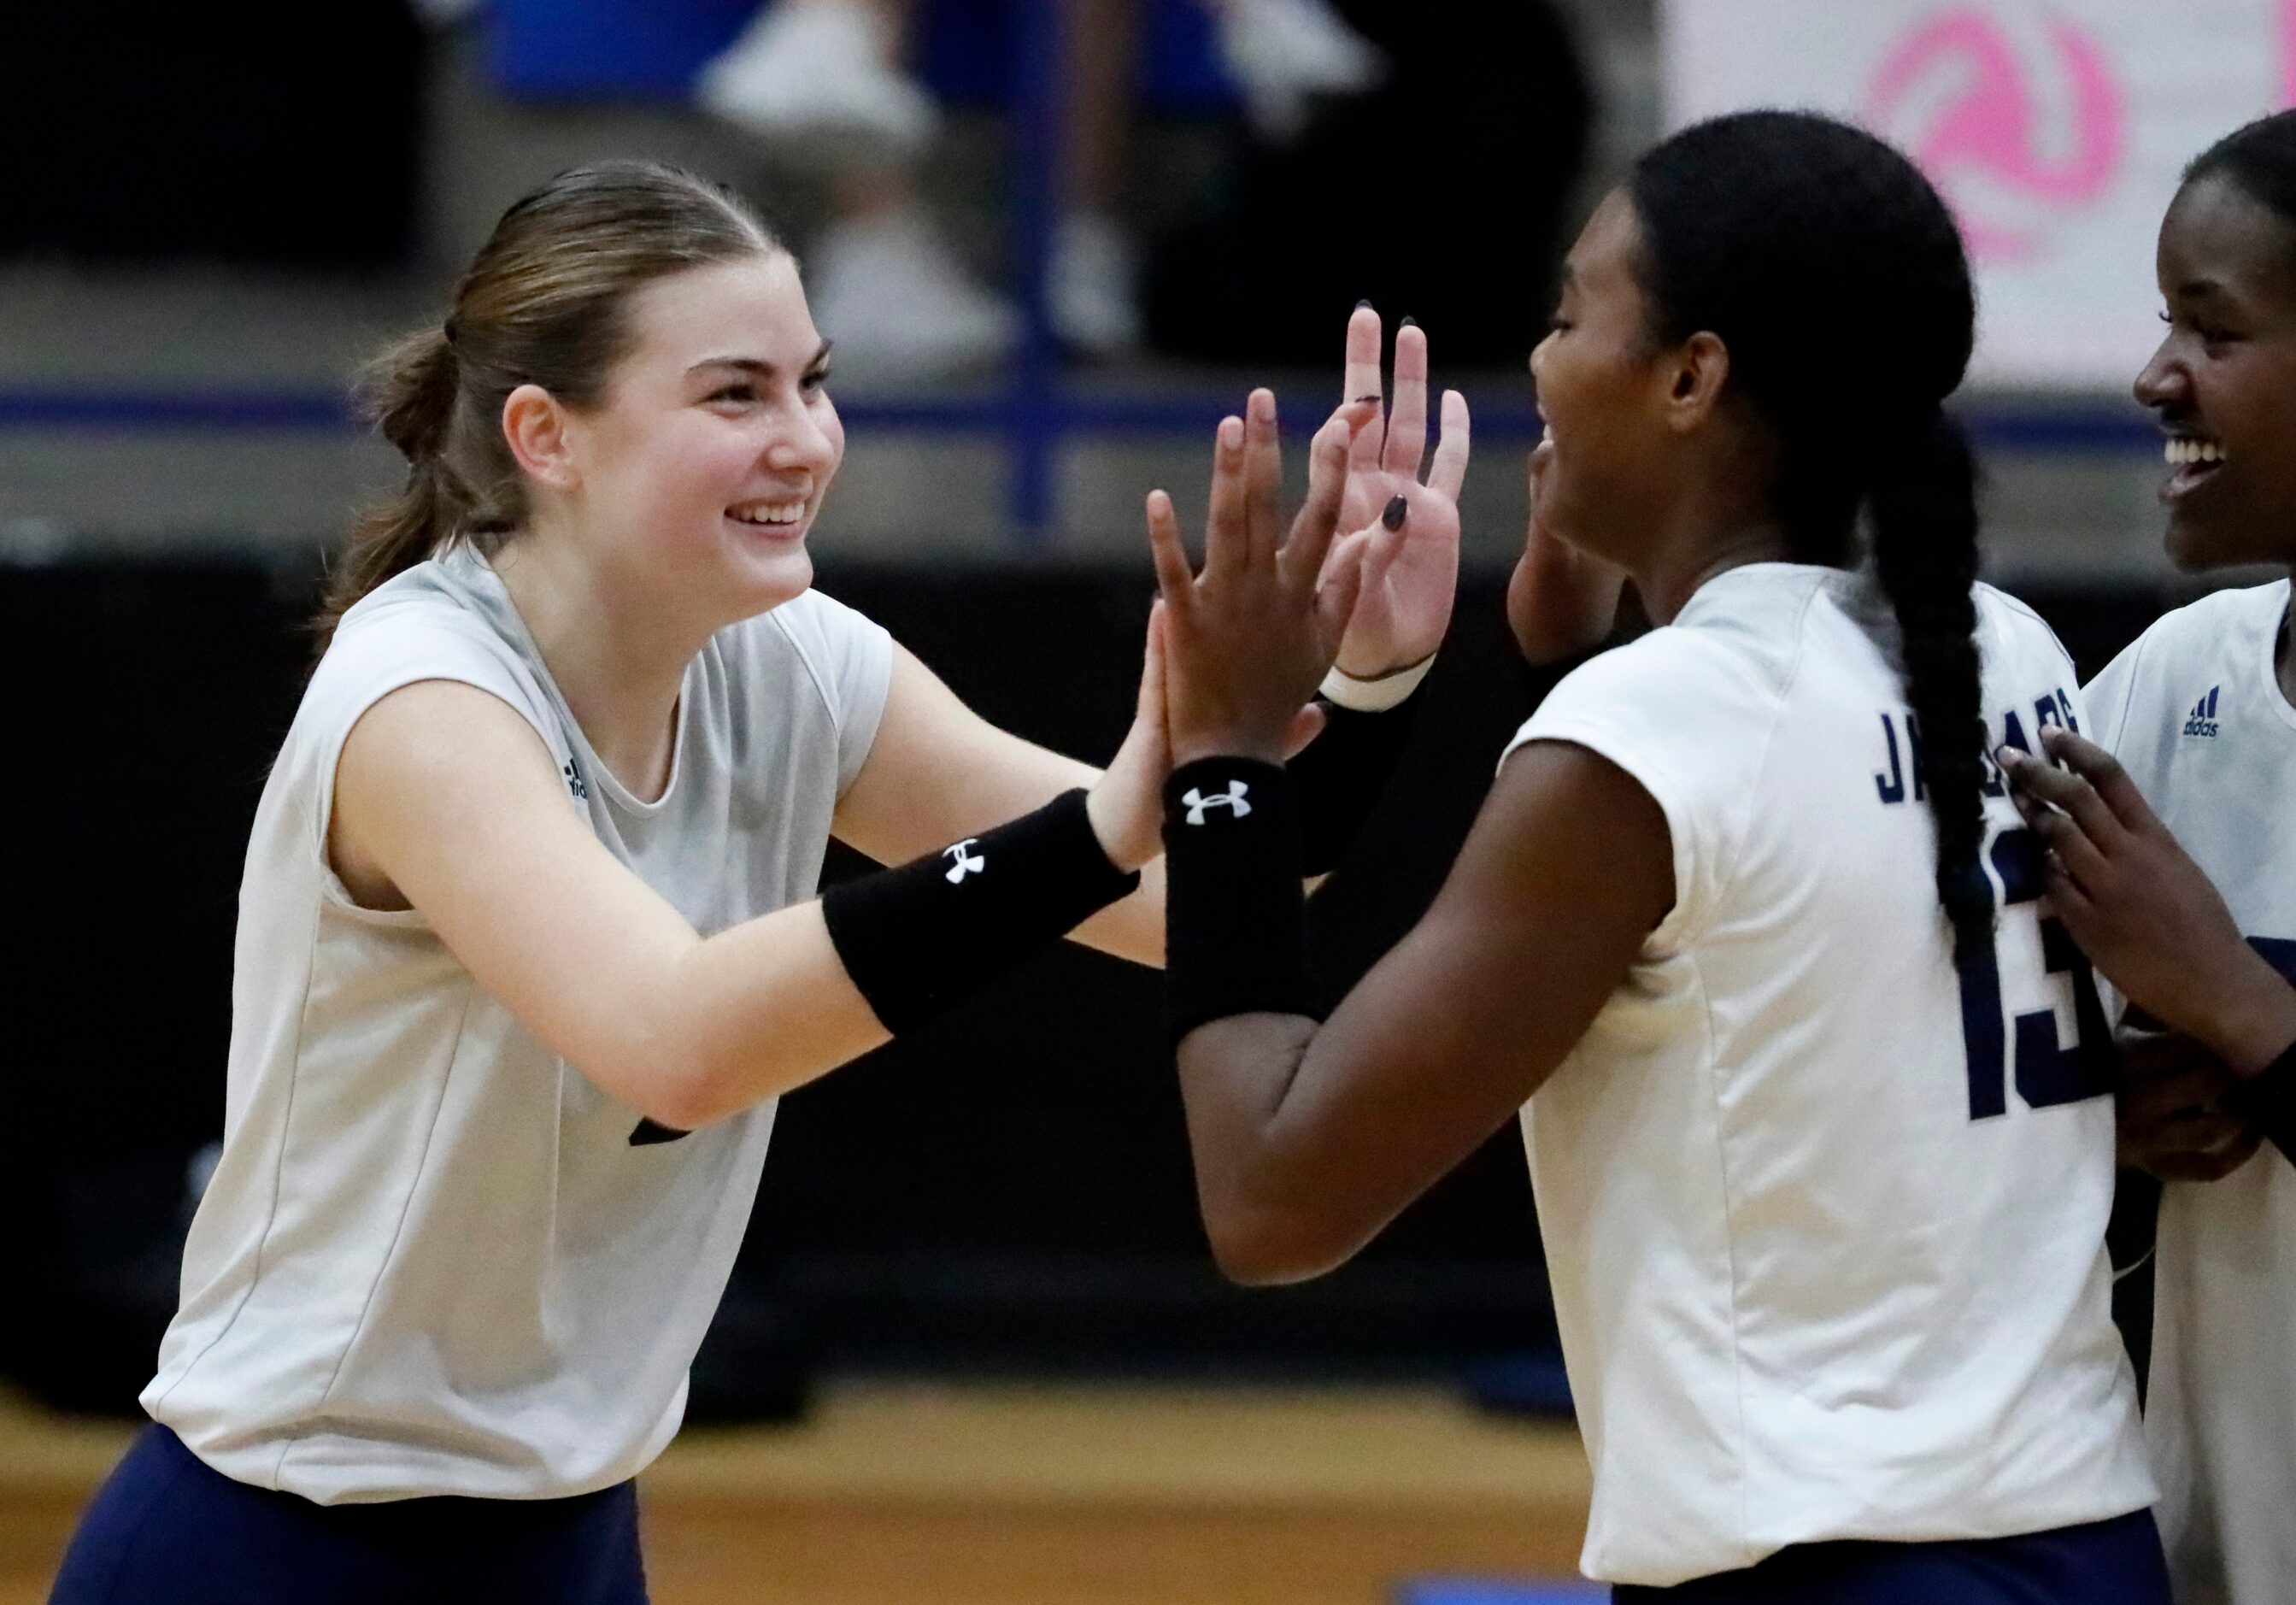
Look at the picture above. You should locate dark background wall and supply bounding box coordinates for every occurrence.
[0,556,2179,1414]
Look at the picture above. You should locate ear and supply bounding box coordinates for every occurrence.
[1659,332,1731,434]
[502,383,580,493]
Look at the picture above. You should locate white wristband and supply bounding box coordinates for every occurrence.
[1319,654,1435,713]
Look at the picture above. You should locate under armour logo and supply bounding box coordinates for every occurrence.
[943,839,986,883]
[1180,782,1252,826]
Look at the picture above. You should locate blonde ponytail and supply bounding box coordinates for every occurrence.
[314,328,468,646]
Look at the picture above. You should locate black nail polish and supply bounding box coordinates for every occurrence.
[1383,496,1408,531]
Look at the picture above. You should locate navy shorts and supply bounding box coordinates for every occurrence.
[50,1424,648,1605]
[1612,1508,2170,1604]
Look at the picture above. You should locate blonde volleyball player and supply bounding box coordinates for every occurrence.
[47,162,1455,1603]
[1142,112,2169,1599]
[1999,109,2296,1605]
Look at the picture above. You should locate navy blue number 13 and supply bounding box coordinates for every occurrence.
[1958,827,2115,1119]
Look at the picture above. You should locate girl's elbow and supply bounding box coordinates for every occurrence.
[625,1077,724,1136]
[1202,1202,1359,1288]
[599,1015,734,1133]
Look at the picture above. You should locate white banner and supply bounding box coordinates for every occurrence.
[1660,0,2293,388]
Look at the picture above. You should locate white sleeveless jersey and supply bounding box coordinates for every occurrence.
[2088,579,2296,1605]
[144,547,891,1503]
[1505,563,2153,1587]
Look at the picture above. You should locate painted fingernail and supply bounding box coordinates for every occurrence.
[1383,496,1408,531]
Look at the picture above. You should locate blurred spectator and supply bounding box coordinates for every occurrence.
[1146,0,1592,368]
[701,1,937,156]
[702,0,1013,380]
[1212,0,1383,142]
[697,0,1385,378]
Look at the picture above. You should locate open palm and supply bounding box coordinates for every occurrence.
[1146,390,1376,767]
[1324,306,1470,679]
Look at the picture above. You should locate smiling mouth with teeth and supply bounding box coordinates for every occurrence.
[2165,437,2225,468]
[728,502,808,527]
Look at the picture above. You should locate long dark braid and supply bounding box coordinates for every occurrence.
[1630,112,1992,957]
[1870,417,1989,953]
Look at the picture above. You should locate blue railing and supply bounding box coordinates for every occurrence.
[0,381,2162,542]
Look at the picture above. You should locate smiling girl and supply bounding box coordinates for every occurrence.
[1998,109,2296,1605]
[43,161,1456,1604]
[1146,112,2164,1600]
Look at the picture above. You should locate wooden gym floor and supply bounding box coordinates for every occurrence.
[0,1382,1592,1604]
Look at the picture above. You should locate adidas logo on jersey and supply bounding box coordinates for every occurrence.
[2182,686,2221,739]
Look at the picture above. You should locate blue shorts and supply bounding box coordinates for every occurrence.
[50,1424,648,1605]
[1612,1508,2170,1604]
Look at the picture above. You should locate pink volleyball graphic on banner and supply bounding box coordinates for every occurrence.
[1866,6,2127,264]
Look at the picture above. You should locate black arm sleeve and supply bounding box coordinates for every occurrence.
[821,787,1140,1037]
[634,790,1139,1146]
[1289,694,1424,877]
[1162,757,1312,1042]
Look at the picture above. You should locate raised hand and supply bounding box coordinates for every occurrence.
[2001,727,2296,1074]
[1324,306,1470,679]
[1146,389,1375,767]
[1506,426,1625,666]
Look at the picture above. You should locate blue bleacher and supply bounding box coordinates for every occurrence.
[0,3,2158,549]
[484,0,1233,109]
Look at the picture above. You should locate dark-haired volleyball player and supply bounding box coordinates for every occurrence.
[2001,109,2296,1605]
[1143,111,2167,1599]
[47,160,1463,1602]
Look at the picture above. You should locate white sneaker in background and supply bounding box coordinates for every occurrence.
[1050,212,1141,359]
[698,3,938,162]
[808,208,1016,383]
[1215,0,1387,142]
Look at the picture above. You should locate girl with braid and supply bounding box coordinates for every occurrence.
[1999,109,2296,1605]
[47,161,1459,1602]
[1142,111,2167,1599]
